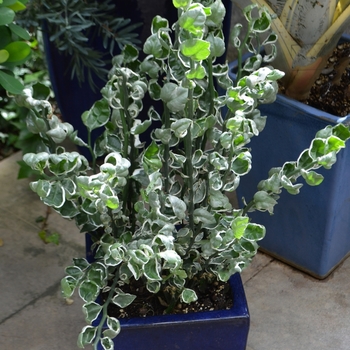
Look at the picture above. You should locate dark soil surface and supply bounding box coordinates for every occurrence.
[104,276,233,319]
[305,42,350,116]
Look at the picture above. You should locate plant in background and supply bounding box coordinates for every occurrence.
[234,0,350,100]
[18,0,142,90]
[0,0,32,94]
[0,27,53,176]
[15,1,350,349]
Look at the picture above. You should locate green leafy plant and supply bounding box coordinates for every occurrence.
[0,0,32,94]
[234,0,350,100]
[0,33,52,175]
[18,0,142,90]
[15,1,350,349]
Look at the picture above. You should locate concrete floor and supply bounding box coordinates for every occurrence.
[0,152,349,350]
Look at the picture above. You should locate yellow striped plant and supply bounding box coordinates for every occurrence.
[234,0,350,100]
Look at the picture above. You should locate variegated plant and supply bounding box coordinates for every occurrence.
[234,0,350,100]
[15,1,350,349]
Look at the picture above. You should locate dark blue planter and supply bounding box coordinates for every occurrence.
[229,40,350,278]
[109,274,249,350]
[85,234,250,350]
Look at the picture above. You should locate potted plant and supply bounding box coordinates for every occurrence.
[231,0,350,278]
[15,0,350,349]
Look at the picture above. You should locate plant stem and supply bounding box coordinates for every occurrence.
[200,59,215,151]
[87,129,97,174]
[235,21,254,84]
[185,86,195,233]
[163,104,171,194]
[93,271,120,350]
[119,72,137,230]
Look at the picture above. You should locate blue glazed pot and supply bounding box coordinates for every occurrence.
[229,36,350,278]
[108,274,249,350]
[85,235,250,350]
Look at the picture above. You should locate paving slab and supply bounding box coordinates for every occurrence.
[0,285,85,350]
[0,152,86,349]
[243,257,350,350]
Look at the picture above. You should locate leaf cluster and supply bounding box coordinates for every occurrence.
[15,1,350,349]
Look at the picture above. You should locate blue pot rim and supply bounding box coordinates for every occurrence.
[118,273,249,329]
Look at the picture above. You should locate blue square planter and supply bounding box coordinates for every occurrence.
[104,273,249,350]
[85,235,250,350]
[229,42,350,278]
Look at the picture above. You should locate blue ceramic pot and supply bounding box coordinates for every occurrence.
[107,274,249,350]
[85,235,250,350]
[229,36,350,278]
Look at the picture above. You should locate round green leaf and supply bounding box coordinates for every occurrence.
[79,280,100,303]
[160,83,188,113]
[173,0,190,8]
[4,41,31,62]
[8,22,30,40]
[82,99,110,132]
[181,288,198,303]
[0,7,15,25]
[253,191,278,214]
[180,39,210,61]
[301,169,324,186]
[82,301,102,323]
[0,70,23,94]
[179,5,207,36]
[0,49,9,63]
[77,326,97,347]
[144,258,162,281]
[7,0,27,12]
[112,288,136,308]
[170,118,192,138]
[42,182,65,208]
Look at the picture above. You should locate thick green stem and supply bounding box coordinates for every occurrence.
[163,104,171,194]
[119,72,138,230]
[93,271,120,350]
[185,87,195,233]
[120,75,130,159]
[87,129,97,174]
[200,59,215,151]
